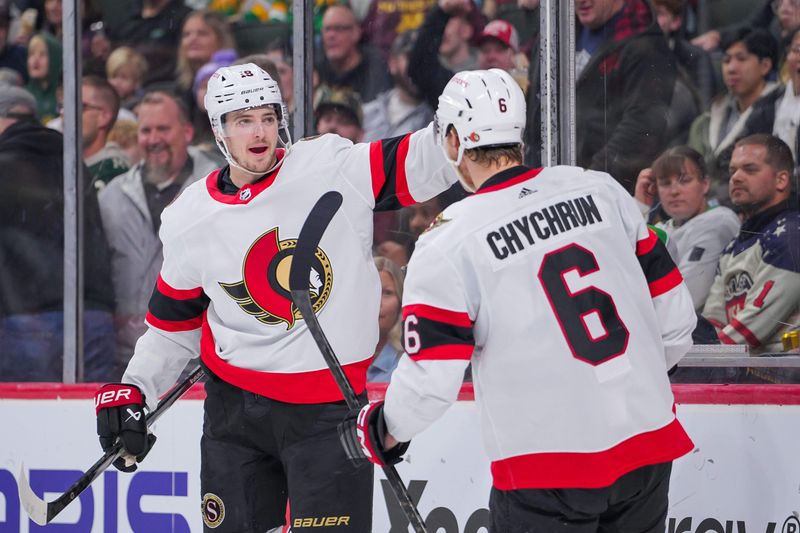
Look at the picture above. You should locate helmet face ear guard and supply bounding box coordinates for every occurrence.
[204,63,293,174]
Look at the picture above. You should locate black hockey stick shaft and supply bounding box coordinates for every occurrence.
[20,365,205,525]
[289,191,428,533]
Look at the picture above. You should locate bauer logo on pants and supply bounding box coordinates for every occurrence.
[202,493,225,528]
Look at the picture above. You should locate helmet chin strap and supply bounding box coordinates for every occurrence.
[440,139,476,193]
[215,134,291,180]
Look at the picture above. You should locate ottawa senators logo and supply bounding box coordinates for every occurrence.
[219,227,333,329]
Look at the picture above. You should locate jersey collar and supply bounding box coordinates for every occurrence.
[475,165,542,195]
[206,148,286,204]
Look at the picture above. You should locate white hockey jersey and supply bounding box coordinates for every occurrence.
[122,126,457,408]
[384,165,697,490]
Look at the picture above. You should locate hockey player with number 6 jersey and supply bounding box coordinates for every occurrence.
[340,69,698,532]
[93,63,458,532]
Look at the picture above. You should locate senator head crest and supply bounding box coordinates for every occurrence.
[220,227,333,329]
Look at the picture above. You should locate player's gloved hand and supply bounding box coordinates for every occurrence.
[95,383,156,472]
[338,401,409,466]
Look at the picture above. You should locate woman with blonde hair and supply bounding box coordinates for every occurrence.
[368,256,406,382]
[176,10,235,92]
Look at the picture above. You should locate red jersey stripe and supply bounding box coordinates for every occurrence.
[648,268,683,298]
[200,319,369,403]
[145,312,203,332]
[635,229,659,256]
[490,417,693,489]
[156,274,203,300]
[718,330,737,344]
[730,319,761,347]
[369,141,387,201]
[409,344,473,361]
[475,167,543,195]
[403,304,472,328]
[395,135,415,206]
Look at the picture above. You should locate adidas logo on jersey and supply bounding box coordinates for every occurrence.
[518,187,536,199]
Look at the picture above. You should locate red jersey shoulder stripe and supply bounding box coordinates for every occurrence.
[635,229,659,256]
[156,274,203,300]
[395,134,414,206]
[369,141,387,201]
[145,312,203,332]
[403,303,472,328]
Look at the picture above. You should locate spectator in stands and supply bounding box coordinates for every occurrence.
[367,256,406,381]
[26,32,61,124]
[439,13,477,71]
[361,0,436,60]
[317,4,392,104]
[362,31,432,142]
[688,28,779,202]
[106,0,191,86]
[740,28,800,160]
[475,19,518,71]
[106,46,148,111]
[635,146,740,310]
[653,0,721,107]
[314,85,364,143]
[265,46,295,117]
[0,5,28,83]
[411,0,524,110]
[566,0,677,193]
[108,119,141,166]
[98,91,219,371]
[176,10,235,94]
[0,86,115,381]
[82,75,130,190]
[703,134,800,353]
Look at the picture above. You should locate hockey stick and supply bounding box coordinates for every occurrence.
[289,191,428,533]
[19,364,205,525]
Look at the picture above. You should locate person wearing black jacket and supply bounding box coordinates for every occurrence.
[0,86,115,381]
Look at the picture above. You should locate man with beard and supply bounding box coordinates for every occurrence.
[703,134,800,354]
[362,30,434,142]
[98,90,219,372]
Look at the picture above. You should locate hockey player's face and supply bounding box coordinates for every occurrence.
[223,106,279,173]
[656,160,709,223]
[729,144,789,215]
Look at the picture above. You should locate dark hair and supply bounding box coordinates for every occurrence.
[137,90,191,124]
[735,133,795,174]
[652,145,708,182]
[651,0,685,17]
[722,28,779,71]
[82,75,120,130]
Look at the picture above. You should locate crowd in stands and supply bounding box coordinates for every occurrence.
[0,0,797,384]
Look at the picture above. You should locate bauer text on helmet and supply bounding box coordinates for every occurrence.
[205,62,292,174]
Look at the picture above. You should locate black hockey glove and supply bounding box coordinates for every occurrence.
[338,401,409,467]
[95,383,156,473]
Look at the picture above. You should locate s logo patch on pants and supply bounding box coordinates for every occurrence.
[202,493,226,528]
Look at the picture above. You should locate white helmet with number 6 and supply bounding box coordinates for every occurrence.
[435,69,526,177]
[205,63,292,174]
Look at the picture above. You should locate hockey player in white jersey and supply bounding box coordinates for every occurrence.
[92,63,458,532]
[340,69,698,532]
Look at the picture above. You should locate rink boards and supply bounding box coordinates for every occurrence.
[0,384,798,532]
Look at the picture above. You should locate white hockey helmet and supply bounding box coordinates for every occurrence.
[435,68,526,170]
[205,63,292,173]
